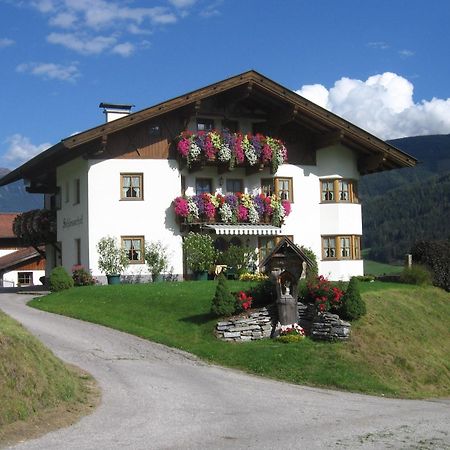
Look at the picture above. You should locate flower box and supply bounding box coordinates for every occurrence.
[173,193,291,227]
[176,130,288,173]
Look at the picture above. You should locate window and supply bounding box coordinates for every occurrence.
[258,235,293,262]
[18,272,33,286]
[261,178,293,202]
[196,178,212,194]
[197,118,214,132]
[122,236,144,264]
[226,178,243,194]
[321,235,362,260]
[322,237,336,259]
[275,177,293,202]
[74,178,80,205]
[149,124,161,138]
[75,238,81,265]
[320,179,358,203]
[121,173,143,200]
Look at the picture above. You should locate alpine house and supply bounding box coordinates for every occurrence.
[0,71,417,282]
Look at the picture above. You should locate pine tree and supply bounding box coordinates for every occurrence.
[211,274,236,317]
[340,277,366,321]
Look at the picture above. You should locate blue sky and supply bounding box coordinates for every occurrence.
[1,0,450,169]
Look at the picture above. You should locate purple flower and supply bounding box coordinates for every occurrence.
[253,195,265,216]
[251,135,262,158]
[225,194,238,209]
[193,195,205,214]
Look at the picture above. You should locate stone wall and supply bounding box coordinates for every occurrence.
[215,302,351,342]
[215,305,276,342]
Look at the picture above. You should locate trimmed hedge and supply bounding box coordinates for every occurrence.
[49,266,74,292]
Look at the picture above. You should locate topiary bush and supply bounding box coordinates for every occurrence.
[340,277,366,321]
[211,274,236,317]
[399,265,433,286]
[49,266,74,292]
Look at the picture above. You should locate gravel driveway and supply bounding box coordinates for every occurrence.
[1,293,449,450]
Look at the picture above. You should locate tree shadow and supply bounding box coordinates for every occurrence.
[179,312,216,325]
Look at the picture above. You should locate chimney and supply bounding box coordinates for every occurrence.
[99,102,134,122]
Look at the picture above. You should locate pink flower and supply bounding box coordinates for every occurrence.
[174,197,189,217]
[204,202,216,220]
[262,144,272,163]
[177,138,190,157]
[234,135,245,164]
[237,205,248,221]
[282,200,291,216]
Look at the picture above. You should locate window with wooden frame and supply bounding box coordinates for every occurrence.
[320,179,358,203]
[18,272,33,286]
[321,235,362,260]
[261,178,293,201]
[225,178,243,194]
[258,235,293,262]
[74,178,80,205]
[122,236,144,264]
[121,173,143,200]
[195,178,212,194]
[197,118,215,132]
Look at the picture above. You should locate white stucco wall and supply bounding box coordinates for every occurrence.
[2,269,45,287]
[87,158,183,279]
[56,157,89,273]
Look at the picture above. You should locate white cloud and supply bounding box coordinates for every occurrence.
[367,41,389,50]
[49,11,77,28]
[296,72,450,139]
[16,61,80,82]
[47,32,116,54]
[0,38,15,48]
[112,42,134,57]
[2,134,51,168]
[399,49,415,57]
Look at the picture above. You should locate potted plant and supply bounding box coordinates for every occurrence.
[96,236,129,284]
[183,232,217,280]
[144,240,169,282]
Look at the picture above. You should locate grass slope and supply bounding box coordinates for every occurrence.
[0,309,89,430]
[29,281,450,398]
[364,259,403,276]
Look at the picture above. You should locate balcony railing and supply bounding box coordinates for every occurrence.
[173,193,291,227]
[176,130,288,173]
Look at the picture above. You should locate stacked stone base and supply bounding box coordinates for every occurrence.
[215,303,351,342]
[215,307,275,342]
[311,312,351,341]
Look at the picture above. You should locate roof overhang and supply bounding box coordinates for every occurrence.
[0,70,418,189]
[204,224,282,236]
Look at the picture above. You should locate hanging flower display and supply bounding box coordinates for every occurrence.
[176,130,288,170]
[173,193,291,226]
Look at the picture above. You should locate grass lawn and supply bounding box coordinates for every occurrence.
[364,259,403,276]
[0,309,94,436]
[29,281,450,399]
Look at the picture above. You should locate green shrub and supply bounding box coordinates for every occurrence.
[299,246,318,280]
[49,266,74,292]
[183,232,217,273]
[218,245,256,278]
[72,265,95,286]
[355,275,376,282]
[400,265,433,286]
[249,279,276,308]
[412,240,450,291]
[211,274,236,317]
[144,240,169,281]
[340,277,366,321]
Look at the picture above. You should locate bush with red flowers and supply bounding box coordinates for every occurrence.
[305,275,344,313]
[235,290,253,312]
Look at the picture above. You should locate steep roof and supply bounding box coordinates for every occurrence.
[0,70,417,188]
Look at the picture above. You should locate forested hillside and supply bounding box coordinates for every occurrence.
[360,134,450,262]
